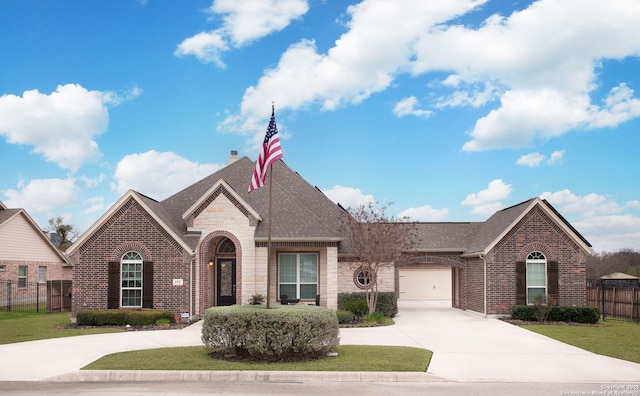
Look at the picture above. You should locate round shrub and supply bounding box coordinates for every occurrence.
[202,305,339,361]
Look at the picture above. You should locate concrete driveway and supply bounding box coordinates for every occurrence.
[340,300,640,382]
[0,300,639,382]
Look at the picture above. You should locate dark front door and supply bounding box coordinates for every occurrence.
[216,259,236,306]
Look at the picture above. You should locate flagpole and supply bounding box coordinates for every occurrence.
[266,164,273,309]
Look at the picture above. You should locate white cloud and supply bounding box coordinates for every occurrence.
[0,84,139,172]
[174,31,229,68]
[541,190,640,252]
[222,0,640,150]
[393,96,432,118]
[2,177,79,216]
[547,150,564,165]
[220,0,484,136]
[322,185,375,210]
[176,0,309,66]
[112,150,223,200]
[398,205,448,221]
[516,149,565,167]
[462,179,512,216]
[516,152,545,167]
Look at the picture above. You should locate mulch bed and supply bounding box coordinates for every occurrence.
[499,318,606,327]
[58,323,190,331]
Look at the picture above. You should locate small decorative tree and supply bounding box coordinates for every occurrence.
[340,202,416,314]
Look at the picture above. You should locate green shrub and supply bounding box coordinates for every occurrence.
[337,292,398,318]
[336,310,355,324]
[201,305,339,361]
[341,299,369,318]
[511,305,600,324]
[76,310,175,326]
[363,312,385,323]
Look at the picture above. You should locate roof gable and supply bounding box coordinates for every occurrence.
[182,179,261,224]
[464,197,592,256]
[67,190,194,256]
[0,207,69,263]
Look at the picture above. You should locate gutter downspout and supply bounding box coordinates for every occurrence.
[479,253,487,318]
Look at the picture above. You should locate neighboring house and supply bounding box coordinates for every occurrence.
[599,272,640,287]
[67,153,592,319]
[0,201,72,284]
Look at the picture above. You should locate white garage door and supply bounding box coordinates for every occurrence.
[399,268,452,300]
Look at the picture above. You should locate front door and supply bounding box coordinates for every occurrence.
[216,259,236,306]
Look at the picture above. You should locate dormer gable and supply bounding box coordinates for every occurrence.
[182,179,261,230]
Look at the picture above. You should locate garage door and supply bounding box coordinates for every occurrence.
[399,268,452,300]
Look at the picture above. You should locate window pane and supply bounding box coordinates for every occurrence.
[526,262,545,287]
[279,284,296,299]
[300,284,317,299]
[300,254,317,282]
[527,288,546,304]
[279,254,297,282]
[18,266,27,276]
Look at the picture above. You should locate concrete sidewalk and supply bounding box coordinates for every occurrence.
[0,300,639,382]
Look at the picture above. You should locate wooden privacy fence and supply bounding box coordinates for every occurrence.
[0,280,71,313]
[587,283,640,323]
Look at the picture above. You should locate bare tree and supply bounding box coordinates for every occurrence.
[340,202,417,314]
[46,217,79,251]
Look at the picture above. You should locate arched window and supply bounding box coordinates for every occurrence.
[121,251,143,307]
[217,238,236,254]
[526,251,547,304]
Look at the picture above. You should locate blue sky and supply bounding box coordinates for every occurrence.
[1,0,640,253]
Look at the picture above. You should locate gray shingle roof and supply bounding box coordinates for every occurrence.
[158,157,344,249]
[99,159,590,256]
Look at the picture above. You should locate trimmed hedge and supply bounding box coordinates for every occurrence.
[511,305,600,324]
[76,309,175,326]
[338,292,398,318]
[201,305,339,361]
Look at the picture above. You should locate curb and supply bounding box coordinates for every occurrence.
[46,370,452,383]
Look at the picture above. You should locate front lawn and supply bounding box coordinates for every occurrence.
[0,312,123,344]
[83,345,432,372]
[522,321,640,364]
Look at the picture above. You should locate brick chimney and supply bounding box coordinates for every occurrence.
[227,150,239,165]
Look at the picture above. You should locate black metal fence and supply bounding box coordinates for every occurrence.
[587,279,640,323]
[0,280,71,313]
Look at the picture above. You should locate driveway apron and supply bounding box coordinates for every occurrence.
[340,300,640,382]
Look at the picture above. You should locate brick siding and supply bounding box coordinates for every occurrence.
[70,198,190,318]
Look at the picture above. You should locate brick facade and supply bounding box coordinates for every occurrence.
[470,205,587,315]
[70,198,190,317]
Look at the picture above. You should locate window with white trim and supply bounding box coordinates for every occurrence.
[121,251,143,307]
[526,251,547,304]
[18,266,27,287]
[38,266,47,284]
[278,253,318,300]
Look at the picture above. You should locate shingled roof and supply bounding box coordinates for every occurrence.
[149,156,342,250]
[69,157,591,258]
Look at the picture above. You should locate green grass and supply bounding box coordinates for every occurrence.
[0,311,123,344]
[522,321,640,364]
[83,345,432,372]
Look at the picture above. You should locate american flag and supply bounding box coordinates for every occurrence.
[248,107,283,193]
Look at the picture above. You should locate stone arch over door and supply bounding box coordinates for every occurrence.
[198,231,242,314]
